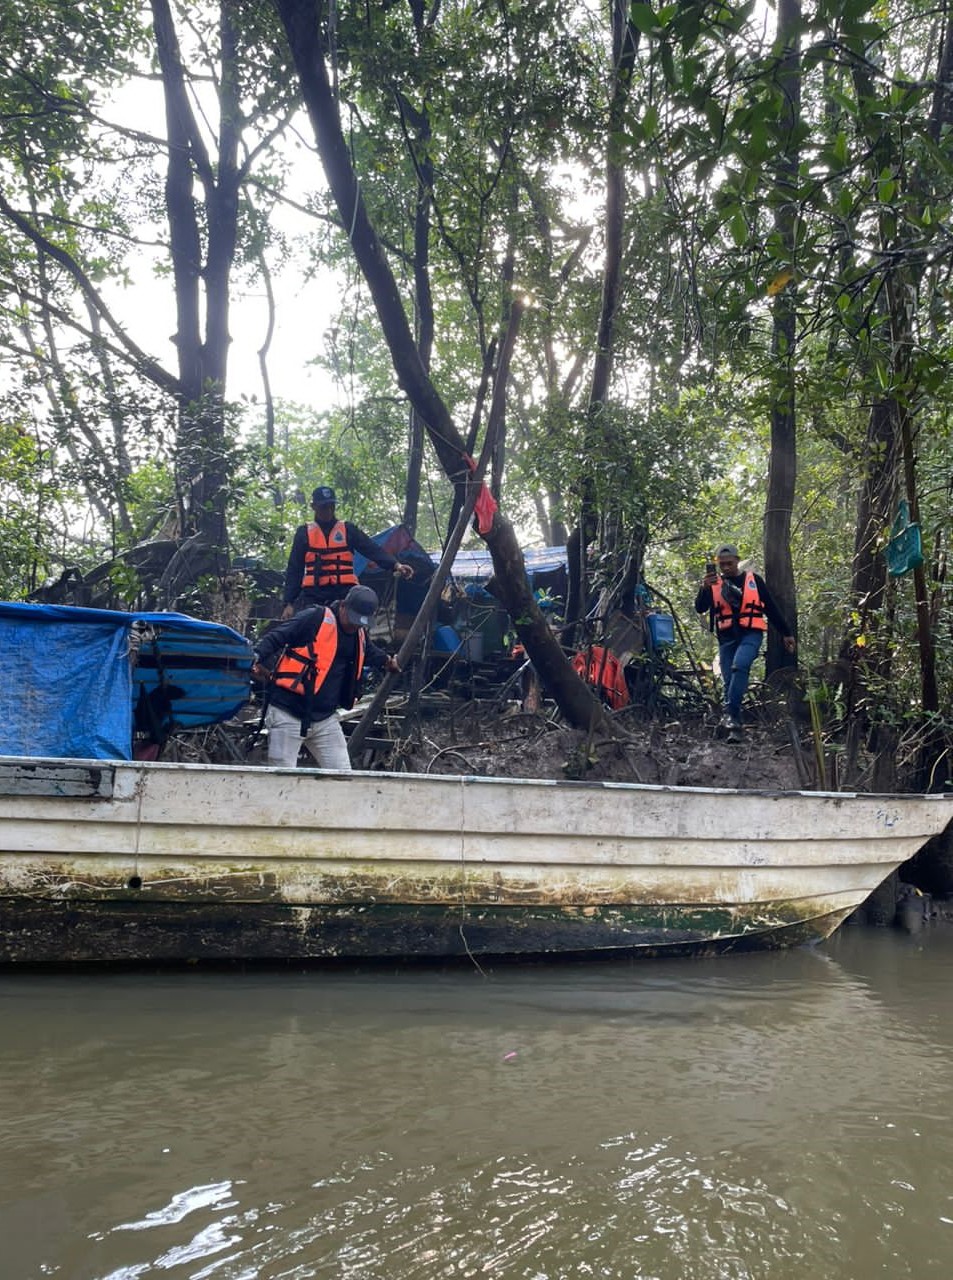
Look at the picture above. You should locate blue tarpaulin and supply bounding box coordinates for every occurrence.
[440,545,568,586]
[352,524,433,579]
[0,602,253,761]
[364,534,569,633]
[352,524,436,618]
[356,527,568,590]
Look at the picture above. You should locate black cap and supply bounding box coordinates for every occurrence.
[342,585,378,627]
[311,485,336,504]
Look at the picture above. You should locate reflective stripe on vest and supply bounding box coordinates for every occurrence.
[711,574,767,632]
[273,607,366,699]
[301,520,358,591]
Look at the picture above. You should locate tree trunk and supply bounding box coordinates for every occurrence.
[152,0,204,537]
[844,10,953,746]
[446,338,496,539]
[152,0,239,547]
[763,0,800,673]
[399,64,435,537]
[850,399,898,634]
[565,0,640,638]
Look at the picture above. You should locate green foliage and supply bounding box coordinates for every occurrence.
[0,420,48,597]
[1,0,952,744]
[105,559,141,602]
[229,399,419,569]
[120,457,176,542]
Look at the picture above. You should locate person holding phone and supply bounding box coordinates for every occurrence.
[694,543,796,742]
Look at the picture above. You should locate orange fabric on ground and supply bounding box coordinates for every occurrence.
[571,645,630,710]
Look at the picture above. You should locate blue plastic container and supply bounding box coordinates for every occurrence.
[433,625,462,653]
[647,613,675,647]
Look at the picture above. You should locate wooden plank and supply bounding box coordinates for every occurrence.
[0,761,114,799]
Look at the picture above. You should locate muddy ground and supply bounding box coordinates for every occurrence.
[386,702,805,792]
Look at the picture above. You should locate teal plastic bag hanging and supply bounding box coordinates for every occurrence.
[886,500,924,577]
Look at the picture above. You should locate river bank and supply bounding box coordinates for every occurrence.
[394,704,803,790]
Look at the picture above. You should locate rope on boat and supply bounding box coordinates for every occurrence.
[457,776,487,978]
[132,763,147,881]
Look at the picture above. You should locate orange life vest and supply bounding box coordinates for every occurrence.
[273,607,366,707]
[571,645,630,710]
[711,574,767,632]
[301,521,357,592]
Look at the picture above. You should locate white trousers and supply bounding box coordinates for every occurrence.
[264,704,352,771]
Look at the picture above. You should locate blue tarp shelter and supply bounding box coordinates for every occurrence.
[441,545,568,587]
[353,524,436,620]
[356,527,568,593]
[425,546,569,660]
[0,602,253,761]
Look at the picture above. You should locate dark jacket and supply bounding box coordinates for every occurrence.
[256,605,389,724]
[694,572,791,640]
[283,519,399,607]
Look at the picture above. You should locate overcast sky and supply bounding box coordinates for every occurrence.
[105,74,341,421]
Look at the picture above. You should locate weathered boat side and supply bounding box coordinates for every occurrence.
[0,898,853,965]
[0,756,949,964]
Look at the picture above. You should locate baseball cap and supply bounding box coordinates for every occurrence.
[311,485,336,504]
[342,585,378,627]
[715,543,740,559]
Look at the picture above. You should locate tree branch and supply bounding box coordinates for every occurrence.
[0,189,181,397]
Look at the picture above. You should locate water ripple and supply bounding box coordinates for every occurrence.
[4,931,953,1278]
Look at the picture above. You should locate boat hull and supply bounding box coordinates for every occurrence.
[0,897,855,964]
[0,757,949,964]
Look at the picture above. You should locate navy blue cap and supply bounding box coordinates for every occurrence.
[311,485,336,504]
[343,585,378,627]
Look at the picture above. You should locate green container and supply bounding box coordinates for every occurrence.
[886,502,924,577]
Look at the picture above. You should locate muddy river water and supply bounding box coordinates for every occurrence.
[2,924,953,1279]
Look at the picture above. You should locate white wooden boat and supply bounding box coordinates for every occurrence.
[0,756,949,964]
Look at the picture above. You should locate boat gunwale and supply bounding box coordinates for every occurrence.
[1,753,951,807]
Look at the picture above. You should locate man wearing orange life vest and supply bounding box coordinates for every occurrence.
[251,585,400,770]
[281,485,413,620]
[694,543,796,742]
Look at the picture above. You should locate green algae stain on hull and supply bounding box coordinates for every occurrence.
[0,897,853,965]
[0,852,855,963]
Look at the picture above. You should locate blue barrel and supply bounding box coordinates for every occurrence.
[433,625,462,652]
[647,613,675,646]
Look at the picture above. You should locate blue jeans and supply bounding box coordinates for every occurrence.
[718,630,763,722]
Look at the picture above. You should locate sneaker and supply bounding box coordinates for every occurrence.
[725,725,742,744]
